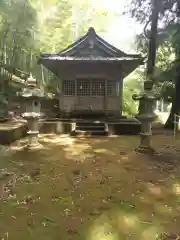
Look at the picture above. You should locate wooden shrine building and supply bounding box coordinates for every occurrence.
[38,27,144,119]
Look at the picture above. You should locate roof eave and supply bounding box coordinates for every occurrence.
[38,55,144,62]
[38,57,144,77]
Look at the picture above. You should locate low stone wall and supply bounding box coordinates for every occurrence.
[0,122,27,145]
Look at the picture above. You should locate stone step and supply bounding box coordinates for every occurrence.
[72,122,108,136]
[71,130,108,136]
[76,125,105,130]
[76,122,105,126]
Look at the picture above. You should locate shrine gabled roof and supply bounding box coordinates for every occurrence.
[38,27,143,62]
[57,27,140,58]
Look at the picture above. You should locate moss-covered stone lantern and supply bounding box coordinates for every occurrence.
[20,74,44,149]
[133,80,160,153]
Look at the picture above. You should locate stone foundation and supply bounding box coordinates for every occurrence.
[108,118,141,135]
[38,118,141,135]
[39,120,73,134]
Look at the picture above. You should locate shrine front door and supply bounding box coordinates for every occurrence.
[76,78,105,112]
[91,78,105,111]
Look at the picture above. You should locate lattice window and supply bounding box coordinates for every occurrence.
[63,80,75,96]
[92,79,105,96]
[77,78,90,96]
[107,80,117,96]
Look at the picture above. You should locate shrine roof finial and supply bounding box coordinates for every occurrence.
[88,27,96,36]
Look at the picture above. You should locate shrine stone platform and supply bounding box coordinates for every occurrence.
[38,117,141,135]
[0,121,27,145]
[0,117,141,145]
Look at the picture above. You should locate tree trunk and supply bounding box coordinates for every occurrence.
[165,63,180,129]
[146,0,160,82]
[138,0,159,113]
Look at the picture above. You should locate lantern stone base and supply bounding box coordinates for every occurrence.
[135,145,156,154]
[26,143,43,151]
[135,129,156,154]
[26,131,41,150]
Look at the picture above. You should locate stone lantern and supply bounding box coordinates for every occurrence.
[0,94,8,122]
[20,74,44,149]
[133,80,160,153]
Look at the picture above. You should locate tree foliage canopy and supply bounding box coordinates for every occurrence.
[0,0,116,92]
[126,0,180,127]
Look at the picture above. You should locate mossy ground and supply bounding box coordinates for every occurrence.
[0,128,180,240]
